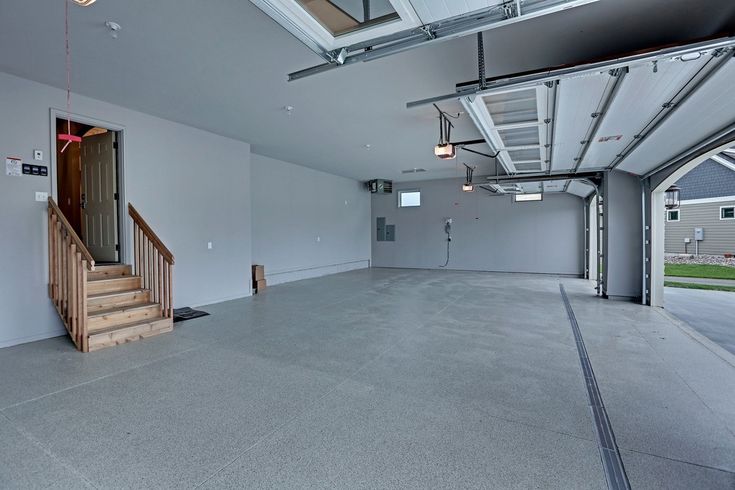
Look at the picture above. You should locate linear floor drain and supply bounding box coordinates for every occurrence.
[559,284,631,490]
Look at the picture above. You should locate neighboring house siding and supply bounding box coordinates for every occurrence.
[676,160,735,200]
[665,199,735,255]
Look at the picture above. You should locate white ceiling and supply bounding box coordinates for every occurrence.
[0,0,734,183]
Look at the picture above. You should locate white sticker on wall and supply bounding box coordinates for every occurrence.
[6,157,22,177]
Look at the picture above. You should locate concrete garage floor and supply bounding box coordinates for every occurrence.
[1,269,734,489]
[665,287,735,355]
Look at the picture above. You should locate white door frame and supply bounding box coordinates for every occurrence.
[649,140,735,307]
[49,109,128,264]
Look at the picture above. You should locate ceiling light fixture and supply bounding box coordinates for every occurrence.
[462,164,475,192]
[680,52,702,62]
[434,104,456,160]
[72,0,97,6]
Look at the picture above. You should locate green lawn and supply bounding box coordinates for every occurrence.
[664,263,735,280]
[665,281,735,293]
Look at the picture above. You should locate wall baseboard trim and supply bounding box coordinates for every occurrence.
[370,266,583,278]
[267,260,370,286]
[0,329,66,349]
[189,291,252,309]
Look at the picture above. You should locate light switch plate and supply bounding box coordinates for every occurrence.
[207,241,213,250]
[35,191,48,202]
[33,150,43,161]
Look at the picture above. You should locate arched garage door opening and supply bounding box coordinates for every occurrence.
[649,141,735,309]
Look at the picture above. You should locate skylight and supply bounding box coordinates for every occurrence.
[295,0,399,36]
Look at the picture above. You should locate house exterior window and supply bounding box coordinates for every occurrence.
[666,209,680,222]
[721,206,735,220]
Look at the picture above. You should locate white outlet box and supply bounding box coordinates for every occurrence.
[207,241,213,250]
[35,191,48,202]
[33,150,43,161]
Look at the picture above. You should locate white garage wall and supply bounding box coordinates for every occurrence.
[372,178,585,275]
[250,154,371,285]
[0,72,252,348]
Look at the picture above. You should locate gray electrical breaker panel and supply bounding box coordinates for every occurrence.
[694,228,704,241]
[376,217,386,241]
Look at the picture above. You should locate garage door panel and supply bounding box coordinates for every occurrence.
[580,57,711,170]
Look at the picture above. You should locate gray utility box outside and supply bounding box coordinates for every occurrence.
[694,227,704,241]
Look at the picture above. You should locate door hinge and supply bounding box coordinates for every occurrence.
[114,192,119,200]
[115,244,120,251]
[113,141,118,150]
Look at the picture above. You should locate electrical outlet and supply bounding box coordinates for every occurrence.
[207,241,213,250]
[33,150,44,161]
[35,191,48,202]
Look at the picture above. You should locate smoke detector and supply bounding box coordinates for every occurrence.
[105,21,122,38]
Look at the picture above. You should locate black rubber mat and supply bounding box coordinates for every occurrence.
[173,307,210,323]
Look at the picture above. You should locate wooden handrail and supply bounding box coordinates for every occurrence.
[48,197,91,352]
[128,204,175,264]
[130,202,175,319]
[48,197,95,269]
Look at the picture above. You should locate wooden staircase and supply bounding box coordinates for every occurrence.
[48,199,175,352]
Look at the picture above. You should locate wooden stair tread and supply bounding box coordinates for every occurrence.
[87,275,143,296]
[88,288,149,300]
[88,274,140,282]
[87,315,169,336]
[88,264,133,281]
[86,316,173,351]
[88,301,159,318]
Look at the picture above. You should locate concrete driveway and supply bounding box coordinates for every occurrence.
[665,287,735,355]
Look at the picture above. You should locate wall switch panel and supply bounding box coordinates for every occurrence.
[33,150,43,161]
[35,192,48,202]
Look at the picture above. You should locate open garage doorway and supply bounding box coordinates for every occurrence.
[54,116,123,264]
[649,142,735,354]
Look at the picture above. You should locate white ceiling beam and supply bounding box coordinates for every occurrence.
[494,120,543,130]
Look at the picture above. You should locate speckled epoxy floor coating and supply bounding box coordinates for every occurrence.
[1,268,733,489]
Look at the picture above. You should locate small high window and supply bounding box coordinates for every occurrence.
[721,206,735,220]
[295,0,400,36]
[515,193,543,202]
[398,190,420,208]
[667,209,680,222]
